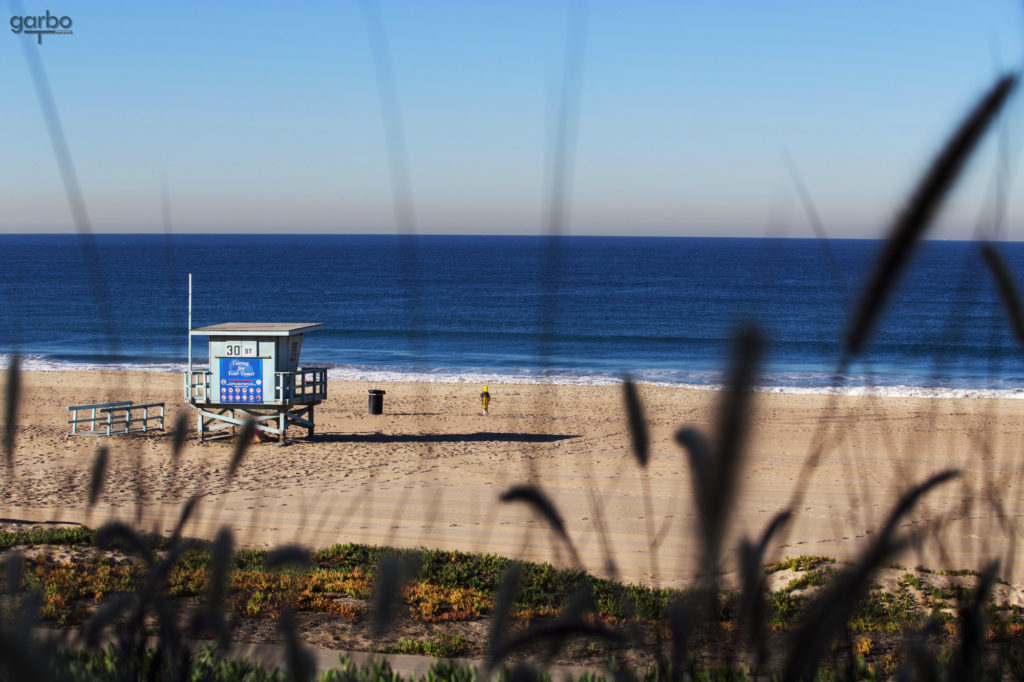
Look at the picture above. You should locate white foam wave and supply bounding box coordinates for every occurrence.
[755,384,1024,400]
[324,366,622,386]
[3,355,1023,400]
[1,354,187,374]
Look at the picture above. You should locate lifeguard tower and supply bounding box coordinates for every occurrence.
[184,323,327,443]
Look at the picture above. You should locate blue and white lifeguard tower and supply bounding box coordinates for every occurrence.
[184,322,328,443]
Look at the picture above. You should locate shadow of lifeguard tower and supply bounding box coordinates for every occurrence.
[184,323,327,444]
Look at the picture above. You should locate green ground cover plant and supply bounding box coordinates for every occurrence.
[5,524,1024,679]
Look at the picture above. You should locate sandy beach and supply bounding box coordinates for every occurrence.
[3,369,1024,589]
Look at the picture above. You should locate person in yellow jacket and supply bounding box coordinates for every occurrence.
[480,385,490,416]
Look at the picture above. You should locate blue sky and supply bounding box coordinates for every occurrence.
[3,1,1023,238]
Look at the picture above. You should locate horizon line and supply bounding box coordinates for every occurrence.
[0,231,1013,243]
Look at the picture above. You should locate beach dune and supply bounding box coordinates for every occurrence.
[3,370,1023,589]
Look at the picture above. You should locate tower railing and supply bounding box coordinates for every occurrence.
[275,367,328,403]
[184,367,327,405]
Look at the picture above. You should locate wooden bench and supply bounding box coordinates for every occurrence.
[67,401,166,438]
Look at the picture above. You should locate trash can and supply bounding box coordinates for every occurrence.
[368,389,386,415]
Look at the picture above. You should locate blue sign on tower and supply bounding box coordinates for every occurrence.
[219,357,263,404]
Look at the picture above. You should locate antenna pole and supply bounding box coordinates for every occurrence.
[187,273,193,371]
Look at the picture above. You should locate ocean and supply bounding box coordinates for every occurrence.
[2,234,1023,398]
